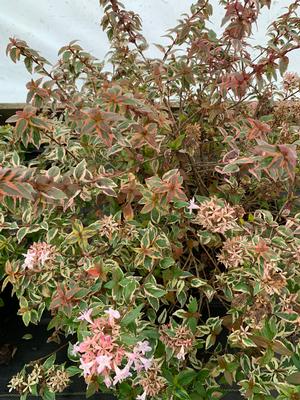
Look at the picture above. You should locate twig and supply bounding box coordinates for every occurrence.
[29,342,68,365]
[43,131,79,162]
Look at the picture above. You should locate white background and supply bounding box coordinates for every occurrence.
[0,0,298,102]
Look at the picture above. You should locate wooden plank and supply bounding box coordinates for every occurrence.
[0,103,25,124]
[0,103,26,110]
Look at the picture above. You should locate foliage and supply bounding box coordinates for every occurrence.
[2,0,300,399]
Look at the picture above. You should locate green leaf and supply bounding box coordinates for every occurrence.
[279,56,289,76]
[176,369,197,386]
[292,354,300,371]
[207,29,217,40]
[148,295,160,311]
[191,278,207,287]
[173,386,191,400]
[160,257,175,269]
[188,297,198,313]
[47,228,58,242]
[205,334,217,349]
[47,166,60,178]
[43,353,56,370]
[121,303,144,326]
[234,282,250,294]
[22,334,33,340]
[119,382,134,398]
[221,163,240,174]
[22,311,31,326]
[144,283,167,298]
[276,311,298,322]
[261,317,276,341]
[30,117,49,130]
[1,181,35,200]
[197,369,210,382]
[73,288,90,299]
[42,388,56,400]
[66,365,81,377]
[12,151,20,166]
[168,134,185,150]
[74,159,87,181]
[17,227,29,243]
[86,382,97,398]
[16,119,28,136]
[43,187,67,200]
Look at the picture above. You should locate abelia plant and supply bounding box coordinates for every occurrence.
[1,0,300,399]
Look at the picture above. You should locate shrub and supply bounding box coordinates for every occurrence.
[2,1,300,399]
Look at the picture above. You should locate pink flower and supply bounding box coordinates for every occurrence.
[105,308,121,325]
[99,333,113,349]
[187,197,200,214]
[113,364,132,385]
[79,360,95,377]
[96,355,112,374]
[78,308,93,325]
[137,392,147,400]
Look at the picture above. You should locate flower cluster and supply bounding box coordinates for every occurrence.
[3,0,300,399]
[137,360,166,399]
[281,293,299,315]
[283,72,300,91]
[261,262,287,295]
[8,363,70,395]
[274,100,300,125]
[22,242,57,271]
[74,308,152,387]
[193,196,242,234]
[217,235,249,268]
[159,324,195,360]
[98,215,119,240]
[46,367,71,392]
[120,222,139,241]
[246,294,272,328]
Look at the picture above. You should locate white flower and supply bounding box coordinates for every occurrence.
[176,346,186,360]
[137,392,147,400]
[134,341,151,355]
[77,308,93,325]
[79,360,94,377]
[96,355,112,374]
[139,356,152,370]
[105,308,121,325]
[113,364,132,385]
[187,197,200,214]
[104,375,112,388]
[71,342,81,356]
[22,242,55,270]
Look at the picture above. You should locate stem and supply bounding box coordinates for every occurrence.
[29,342,69,365]
[43,131,79,162]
